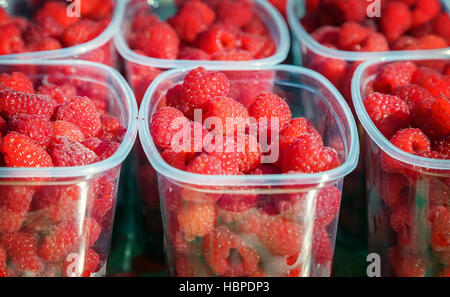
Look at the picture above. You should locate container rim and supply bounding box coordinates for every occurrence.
[0,0,121,60]
[113,0,290,69]
[351,52,450,170]
[287,0,450,62]
[0,59,138,178]
[139,64,360,187]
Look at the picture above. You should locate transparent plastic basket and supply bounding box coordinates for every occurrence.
[0,0,121,67]
[139,64,359,277]
[0,59,138,277]
[352,53,450,277]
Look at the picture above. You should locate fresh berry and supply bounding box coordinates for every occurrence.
[151,106,190,150]
[131,21,179,59]
[177,202,217,238]
[39,221,79,262]
[258,216,303,256]
[196,26,236,54]
[61,19,105,47]
[380,2,412,43]
[204,96,249,136]
[312,225,333,264]
[430,96,450,136]
[0,72,34,93]
[178,46,210,60]
[49,136,97,167]
[0,24,24,55]
[338,22,370,50]
[35,1,78,28]
[37,83,77,106]
[374,62,418,93]
[81,138,120,161]
[216,0,253,28]
[0,91,53,119]
[8,114,53,148]
[52,120,85,142]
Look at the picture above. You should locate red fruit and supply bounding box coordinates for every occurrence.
[49,136,98,167]
[178,46,210,60]
[373,62,418,93]
[131,13,160,32]
[239,33,274,58]
[0,186,35,213]
[313,56,348,87]
[8,114,53,148]
[182,67,230,106]
[388,246,428,277]
[363,93,411,138]
[0,72,34,94]
[168,0,215,43]
[218,193,257,213]
[203,227,260,276]
[338,22,370,50]
[52,120,85,142]
[150,106,190,150]
[411,67,450,98]
[226,70,274,108]
[433,136,450,157]
[204,96,249,136]
[90,176,115,220]
[429,206,449,250]
[37,83,77,107]
[357,32,389,52]
[35,1,78,28]
[311,26,340,46]
[1,132,53,168]
[380,1,412,43]
[56,96,101,138]
[431,96,450,136]
[0,207,27,233]
[234,134,262,173]
[243,17,269,35]
[248,92,292,135]
[79,0,113,19]
[406,35,448,50]
[1,232,43,274]
[196,26,236,54]
[433,13,450,43]
[392,84,434,116]
[185,153,224,176]
[0,91,53,119]
[411,0,441,29]
[100,115,124,138]
[177,202,217,238]
[83,218,101,247]
[216,0,253,28]
[63,248,100,277]
[0,24,25,55]
[161,149,194,170]
[165,84,197,120]
[204,135,241,175]
[61,19,105,47]
[39,221,80,262]
[31,185,80,223]
[258,216,304,256]
[131,21,179,59]
[27,36,62,52]
[322,0,367,23]
[380,173,409,208]
[282,134,341,173]
[211,49,253,61]
[312,226,333,264]
[81,138,120,161]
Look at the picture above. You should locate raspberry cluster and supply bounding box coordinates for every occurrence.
[0,0,113,56]
[363,61,449,277]
[150,67,343,276]
[0,70,125,277]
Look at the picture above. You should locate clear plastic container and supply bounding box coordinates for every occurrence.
[0,0,121,67]
[0,59,138,277]
[352,54,450,277]
[287,0,449,247]
[139,65,359,277]
[114,0,290,103]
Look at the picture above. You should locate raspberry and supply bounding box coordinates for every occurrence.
[39,221,80,262]
[100,115,124,139]
[433,13,450,43]
[411,0,441,29]
[27,37,62,52]
[165,84,198,120]
[8,114,53,148]
[30,15,64,39]
[131,13,160,32]
[131,21,179,59]
[234,134,262,173]
[313,186,342,226]
[357,32,389,52]
[61,19,105,47]
[278,118,323,156]
[0,207,27,233]
[37,83,77,107]
[203,227,260,276]
[430,96,450,136]
[204,135,241,175]
[0,24,24,55]
[392,84,434,117]
[1,232,44,274]
[239,33,273,58]
[150,106,190,150]
[311,26,340,46]
[405,35,448,50]
[35,1,78,28]
[282,134,341,173]
[380,173,409,208]
[311,55,348,87]
[161,149,194,170]
[79,0,113,19]
[31,185,80,223]
[211,49,253,61]
[204,96,249,136]
[178,46,210,60]
[218,193,257,213]
[388,246,428,277]
[168,0,215,43]
[177,201,217,238]
[363,93,411,138]
[55,96,102,138]
[243,17,269,35]
[0,72,34,94]
[338,22,370,50]
[216,0,253,28]
[49,136,98,167]
[0,91,53,119]
[374,62,418,94]
[312,226,333,264]
[429,206,449,250]
[196,26,236,54]
[182,67,230,106]
[248,92,292,135]
[89,176,115,220]
[258,216,304,256]
[81,138,120,161]
[380,2,412,43]
[0,186,35,213]
[83,218,101,247]
[1,132,53,168]
[433,136,450,157]
[321,0,367,23]
[185,153,224,176]
[52,121,85,142]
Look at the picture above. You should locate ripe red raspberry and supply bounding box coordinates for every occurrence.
[8,114,53,148]
[1,232,44,274]
[0,186,35,213]
[35,1,78,28]
[52,120,85,142]
[49,136,98,167]
[216,0,253,28]
[89,176,115,221]
[411,67,450,98]
[243,17,269,35]
[321,0,367,23]
[1,132,53,168]
[196,26,236,54]
[234,134,262,173]
[61,19,105,47]
[150,106,190,150]
[380,173,409,209]
[27,36,62,52]
[431,96,450,136]
[177,201,217,238]
[39,221,80,262]
[83,218,102,247]
[258,216,304,256]
[182,67,230,106]
[0,24,25,55]
[373,62,418,94]
[0,72,34,94]
[178,46,210,60]
[363,92,411,138]
[312,225,333,264]
[168,0,215,43]
[311,26,340,46]
[185,153,224,176]
[81,138,120,161]
[433,13,450,43]
[162,149,195,170]
[204,135,241,175]
[203,227,260,276]
[248,92,292,135]
[239,33,274,58]
[56,96,101,138]
[278,118,323,155]
[218,193,257,213]
[0,91,53,119]
[204,96,249,136]
[100,115,124,139]
[211,49,253,61]
[31,185,80,223]
[37,83,77,107]
[338,22,370,50]
[282,134,341,173]
[131,12,160,32]
[392,84,433,116]
[165,84,198,120]
[79,0,113,19]
[0,207,27,233]
[405,35,448,50]
[411,0,441,29]
[380,1,412,43]
[131,21,179,59]
[310,55,348,87]
[226,70,274,108]
[29,15,64,40]
[433,136,450,157]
